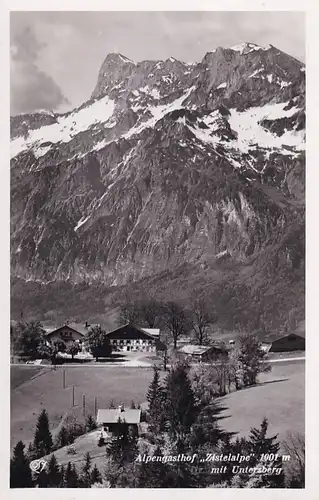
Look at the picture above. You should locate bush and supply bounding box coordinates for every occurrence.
[66,446,76,455]
[98,436,105,447]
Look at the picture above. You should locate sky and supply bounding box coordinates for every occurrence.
[10,11,305,115]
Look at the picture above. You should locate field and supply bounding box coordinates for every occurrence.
[11,365,156,447]
[11,360,304,455]
[220,360,305,442]
[11,365,45,390]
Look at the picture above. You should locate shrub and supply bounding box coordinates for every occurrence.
[66,446,76,455]
[98,436,105,447]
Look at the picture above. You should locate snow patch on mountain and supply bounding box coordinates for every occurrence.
[162,76,173,84]
[150,88,161,99]
[123,87,195,140]
[249,68,263,78]
[11,96,115,159]
[118,54,135,64]
[74,215,91,232]
[230,42,271,55]
[188,122,220,146]
[228,102,305,153]
[279,80,291,89]
[217,82,227,89]
[140,85,150,93]
[33,145,52,159]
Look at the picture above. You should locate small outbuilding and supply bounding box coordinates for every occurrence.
[269,333,305,352]
[96,406,141,435]
[178,343,228,363]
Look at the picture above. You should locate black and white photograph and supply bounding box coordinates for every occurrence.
[9,10,306,489]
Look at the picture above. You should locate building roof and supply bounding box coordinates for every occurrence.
[141,328,160,337]
[265,332,306,343]
[45,323,95,337]
[178,344,217,356]
[105,323,157,340]
[96,409,141,424]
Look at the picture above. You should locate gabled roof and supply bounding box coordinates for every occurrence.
[105,323,157,340]
[141,328,160,337]
[45,323,94,337]
[96,409,141,424]
[265,332,305,343]
[178,344,222,356]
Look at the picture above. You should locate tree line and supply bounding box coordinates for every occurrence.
[118,297,218,347]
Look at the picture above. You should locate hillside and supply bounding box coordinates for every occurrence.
[10,42,305,333]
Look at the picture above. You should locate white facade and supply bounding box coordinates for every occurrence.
[111,338,156,352]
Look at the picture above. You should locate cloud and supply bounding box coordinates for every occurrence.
[10,26,69,115]
[10,13,304,114]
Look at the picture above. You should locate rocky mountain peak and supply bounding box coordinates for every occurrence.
[10,43,305,331]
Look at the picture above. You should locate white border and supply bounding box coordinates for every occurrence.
[2,2,318,500]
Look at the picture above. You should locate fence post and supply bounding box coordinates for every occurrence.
[94,397,97,418]
[72,386,75,407]
[62,369,66,389]
[82,394,86,417]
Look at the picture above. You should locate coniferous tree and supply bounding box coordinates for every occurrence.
[107,420,138,466]
[248,417,280,456]
[37,469,49,488]
[227,419,284,488]
[166,438,201,488]
[146,366,166,434]
[59,465,65,487]
[137,445,170,487]
[46,454,61,487]
[33,409,53,457]
[164,362,198,439]
[248,417,284,487]
[109,399,116,409]
[91,464,102,485]
[64,461,79,487]
[55,425,70,449]
[10,441,33,488]
[188,401,227,451]
[26,441,37,461]
[218,435,251,485]
[85,414,97,431]
[79,452,92,487]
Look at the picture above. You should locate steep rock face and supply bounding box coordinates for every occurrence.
[11,43,305,304]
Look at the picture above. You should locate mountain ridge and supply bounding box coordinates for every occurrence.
[10,43,305,332]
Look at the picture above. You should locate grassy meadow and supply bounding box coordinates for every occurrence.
[220,360,305,442]
[11,360,304,455]
[11,365,155,447]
